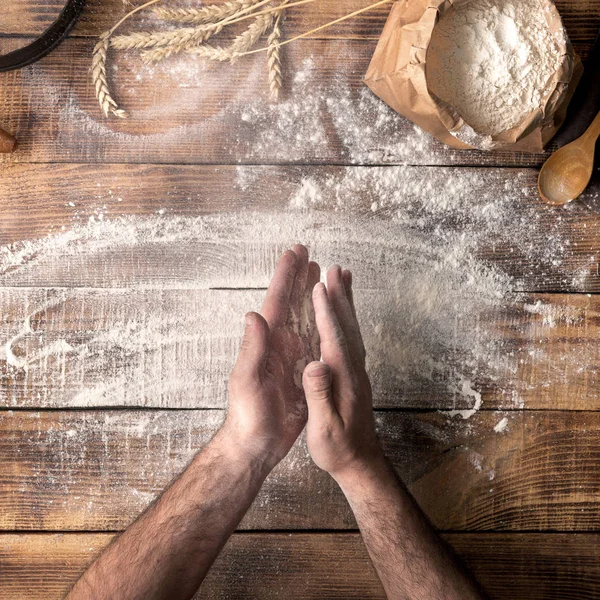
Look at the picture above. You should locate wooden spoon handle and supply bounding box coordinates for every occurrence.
[582,111,600,150]
[0,126,16,153]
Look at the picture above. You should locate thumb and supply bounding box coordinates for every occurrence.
[303,361,338,421]
[234,312,269,375]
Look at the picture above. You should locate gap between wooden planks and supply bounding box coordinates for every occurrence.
[2,532,600,600]
[2,409,600,532]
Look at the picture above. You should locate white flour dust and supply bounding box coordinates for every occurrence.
[2,55,589,425]
[427,0,566,136]
[237,58,434,164]
[0,162,583,421]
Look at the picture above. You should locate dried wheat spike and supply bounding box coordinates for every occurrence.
[267,22,282,100]
[140,23,225,62]
[154,0,261,25]
[111,23,221,53]
[92,32,127,118]
[230,12,274,55]
[183,12,274,64]
[186,44,237,62]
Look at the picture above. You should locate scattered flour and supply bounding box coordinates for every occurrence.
[2,53,590,425]
[494,416,509,433]
[427,0,566,136]
[0,162,583,420]
[524,299,585,327]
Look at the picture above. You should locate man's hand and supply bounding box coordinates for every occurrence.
[303,266,487,600]
[225,245,321,470]
[303,265,384,480]
[67,245,321,600]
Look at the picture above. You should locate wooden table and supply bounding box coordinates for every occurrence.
[1,1,600,598]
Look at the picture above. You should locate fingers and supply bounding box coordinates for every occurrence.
[289,244,309,327]
[261,250,298,328]
[303,361,339,422]
[342,269,365,361]
[312,282,356,401]
[233,312,270,376]
[342,270,357,320]
[306,261,321,359]
[307,261,321,291]
[326,266,366,367]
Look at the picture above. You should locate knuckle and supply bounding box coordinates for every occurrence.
[308,378,331,395]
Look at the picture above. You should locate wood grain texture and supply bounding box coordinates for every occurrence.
[1,288,600,410]
[2,532,600,600]
[1,409,600,531]
[1,165,600,292]
[0,37,595,167]
[3,0,599,48]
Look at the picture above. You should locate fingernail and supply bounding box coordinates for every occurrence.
[313,282,326,296]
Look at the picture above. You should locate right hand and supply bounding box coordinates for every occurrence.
[303,266,384,481]
[225,245,320,471]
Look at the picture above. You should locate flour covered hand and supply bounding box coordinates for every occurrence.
[225,244,321,469]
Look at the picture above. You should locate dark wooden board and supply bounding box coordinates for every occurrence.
[0,37,595,167]
[1,165,600,292]
[3,0,599,48]
[1,409,600,532]
[2,532,600,599]
[1,288,600,410]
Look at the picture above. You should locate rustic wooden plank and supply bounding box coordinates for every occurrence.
[0,37,590,167]
[2,532,600,600]
[1,289,600,410]
[1,409,600,531]
[1,165,599,292]
[3,0,599,50]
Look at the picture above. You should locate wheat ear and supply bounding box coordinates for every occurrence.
[111,23,222,52]
[185,44,234,62]
[91,0,162,119]
[154,0,261,25]
[231,12,274,54]
[267,1,289,100]
[184,12,273,63]
[92,32,127,118]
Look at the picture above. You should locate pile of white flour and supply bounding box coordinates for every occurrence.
[427,0,565,136]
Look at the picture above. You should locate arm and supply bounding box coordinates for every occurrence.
[303,266,488,600]
[67,245,320,600]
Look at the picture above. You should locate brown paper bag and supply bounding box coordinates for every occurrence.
[364,0,583,152]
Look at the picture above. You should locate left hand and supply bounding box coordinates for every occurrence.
[224,245,321,469]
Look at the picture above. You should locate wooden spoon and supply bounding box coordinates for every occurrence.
[538,111,600,205]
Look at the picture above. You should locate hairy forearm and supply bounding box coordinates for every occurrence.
[336,457,487,600]
[66,427,270,600]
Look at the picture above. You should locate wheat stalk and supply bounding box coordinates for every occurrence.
[239,0,394,57]
[93,0,389,118]
[267,28,281,99]
[267,1,289,100]
[185,43,234,62]
[91,0,162,119]
[112,23,222,52]
[92,32,127,118]
[231,12,274,54]
[184,12,274,63]
[154,0,261,25]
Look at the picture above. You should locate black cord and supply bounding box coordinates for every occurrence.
[0,0,86,72]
